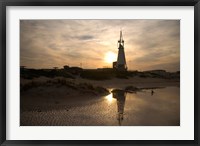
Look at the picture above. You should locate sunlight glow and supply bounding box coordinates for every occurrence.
[105,93,114,103]
[104,51,117,63]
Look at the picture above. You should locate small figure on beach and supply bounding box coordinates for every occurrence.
[151,90,154,96]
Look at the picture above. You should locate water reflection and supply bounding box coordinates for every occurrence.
[112,89,127,126]
[105,93,114,103]
[151,90,154,96]
[103,87,179,126]
[23,87,179,126]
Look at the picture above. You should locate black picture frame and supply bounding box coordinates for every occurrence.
[0,0,199,145]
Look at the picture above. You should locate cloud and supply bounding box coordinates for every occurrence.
[20,19,180,71]
[77,35,94,41]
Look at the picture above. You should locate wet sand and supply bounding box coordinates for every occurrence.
[20,76,180,126]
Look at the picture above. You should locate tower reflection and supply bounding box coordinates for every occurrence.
[112,89,127,126]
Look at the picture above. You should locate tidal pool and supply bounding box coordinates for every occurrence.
[21,86,180,126]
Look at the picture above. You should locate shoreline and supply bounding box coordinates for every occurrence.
[20,76,179,111]
[20,76,180,126]
[21,76,180,89]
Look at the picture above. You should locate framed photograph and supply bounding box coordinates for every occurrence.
[0,0,199,145]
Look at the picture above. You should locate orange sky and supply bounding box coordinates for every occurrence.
[20,19,180,72]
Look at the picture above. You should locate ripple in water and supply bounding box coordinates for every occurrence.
[21,87,180,126]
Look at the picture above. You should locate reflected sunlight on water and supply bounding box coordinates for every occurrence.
[105,93,115,103]
[21,87,180,126]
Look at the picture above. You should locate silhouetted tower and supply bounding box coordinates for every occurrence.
[116,31,127,71]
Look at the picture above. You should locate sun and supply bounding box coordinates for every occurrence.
[104,51,117,63]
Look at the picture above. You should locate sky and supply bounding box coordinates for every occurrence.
[20,19,180,72]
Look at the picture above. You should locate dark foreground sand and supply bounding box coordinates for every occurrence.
[20,76,180,126]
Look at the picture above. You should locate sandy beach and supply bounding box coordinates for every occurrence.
[21,76,179,89]
[77,76,179,89]
[20,76,180,126]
